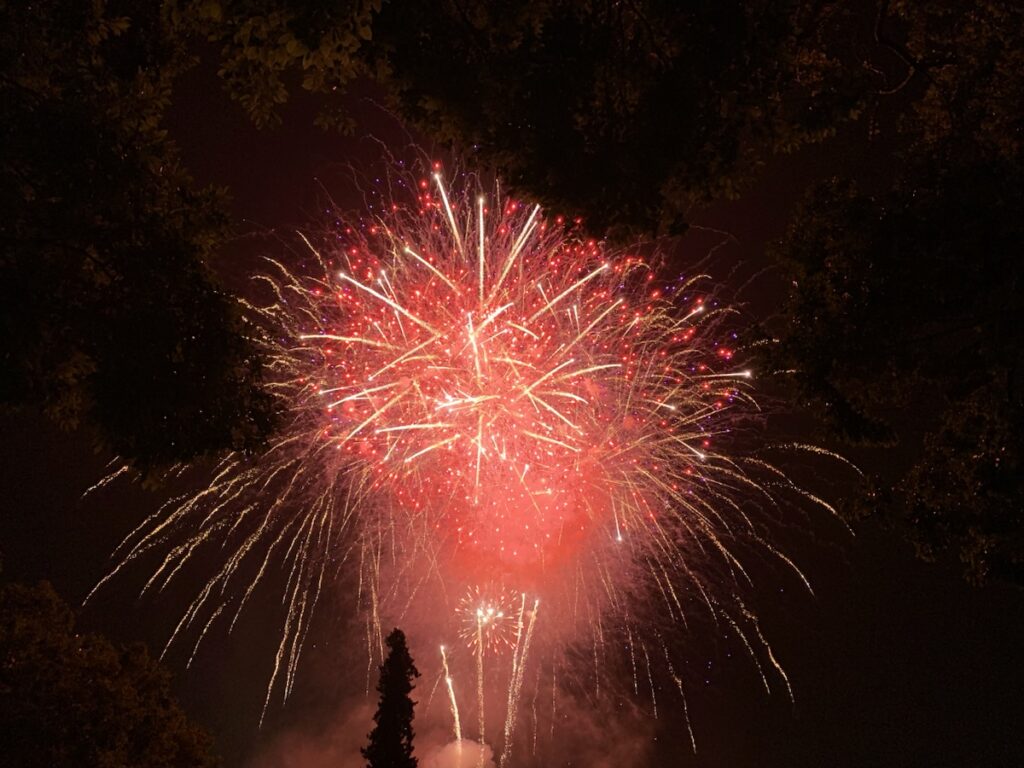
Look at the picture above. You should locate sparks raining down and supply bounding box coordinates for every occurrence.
[88,161,848,757]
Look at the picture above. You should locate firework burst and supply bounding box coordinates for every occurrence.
[88,160,848,757]
[458,586,517,654]
[282,173,748,578]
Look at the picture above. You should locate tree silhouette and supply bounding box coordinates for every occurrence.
[768,163,1024,586]
[363,628,420,768]
[0,580,219,768]
[182,1,869,240]
[767,2,1024,585]
[365,0,869,239]
[1,1,276,468]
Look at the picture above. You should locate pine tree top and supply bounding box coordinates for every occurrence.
[362,628,420,768]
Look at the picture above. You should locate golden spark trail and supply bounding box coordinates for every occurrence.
[527,264,609,322]
[500,594,527,768]
[478,196,486,305]
[476,614,486,764]
[403,246,460,293]
[500,597,540,768]
[433,172,465,258]
[491,204,540,299]
[440,645,463,744]
[337,271,437,334]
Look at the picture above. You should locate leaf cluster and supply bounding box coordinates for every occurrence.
[186,0,380,131]
[366,0,869,238]
[769,1,1024,585]
[178,1,871,239]
[0,1,277,467]
[0,580,220,768]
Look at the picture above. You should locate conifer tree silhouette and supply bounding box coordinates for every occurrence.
[363,628,420,768]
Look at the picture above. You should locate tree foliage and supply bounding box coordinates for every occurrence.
[769,1,1024,585]
[771,165,1023,584]
[0,1,276,467]
[0,580,219,768]
[892,0,1024,162]
[362,628,420,768]
[367,0,869,238]
[182,1,869,238]
[187,1,1021,239]
[185,0,381,132]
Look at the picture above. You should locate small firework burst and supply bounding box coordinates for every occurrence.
[457,586,518,654]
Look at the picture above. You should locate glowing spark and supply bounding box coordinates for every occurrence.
[527,264,609,322]
[433,172,464,257]
[403,246,460,293]
[478,196,486,304]
[337,271,437,333]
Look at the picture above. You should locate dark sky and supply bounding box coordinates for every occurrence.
[2,61,1023,768]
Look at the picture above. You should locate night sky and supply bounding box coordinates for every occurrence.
[3,32,1024,768]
